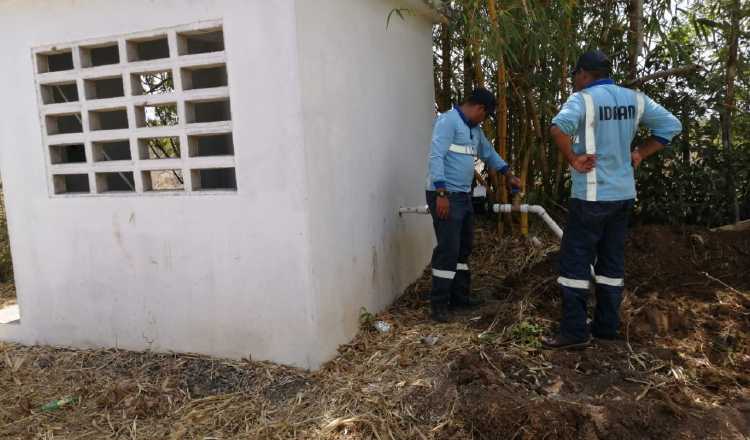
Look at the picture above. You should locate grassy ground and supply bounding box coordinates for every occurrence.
[0,217,748,439]
[0,187,15,308]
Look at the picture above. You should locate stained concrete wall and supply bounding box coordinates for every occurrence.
[0,0,318,368]
[0,0,435,369]
[294,0,435,356]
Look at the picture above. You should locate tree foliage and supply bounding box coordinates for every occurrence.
[423,0,749,227]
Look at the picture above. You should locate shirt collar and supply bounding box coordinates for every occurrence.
[454,105,478,128]
[584,78,615,89]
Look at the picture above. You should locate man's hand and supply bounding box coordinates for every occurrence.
[506,173,522,189]
[550,125,596,174]
[569,154,596,173]
[631,149,643,169]
[436,195,450,220]
[632,137,667,170]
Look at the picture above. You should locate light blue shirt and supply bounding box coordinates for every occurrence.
[426,106,508,193]
[552,79,682,201]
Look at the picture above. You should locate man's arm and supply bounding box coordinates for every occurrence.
[550,93,595,173]
[631,137,665,168]
[550,125,596,173]
[477,130,508,174]
[428,116,454,190]
[632,94,683,168]
[478,131,521,188]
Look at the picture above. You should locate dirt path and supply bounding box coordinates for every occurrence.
[0,219,748,439]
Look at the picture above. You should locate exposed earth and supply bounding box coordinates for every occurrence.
[0,217,748,439]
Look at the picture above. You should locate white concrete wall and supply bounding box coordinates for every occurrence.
[0,0,319,368]
[295,0,435,360]
[0,0,435,370]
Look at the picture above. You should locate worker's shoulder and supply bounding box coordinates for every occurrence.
[562,91,588,106]
[435,108,461,127]
[440,107,460,120]
[599,83,642,98]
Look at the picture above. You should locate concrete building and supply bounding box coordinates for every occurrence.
[0,0,439,369]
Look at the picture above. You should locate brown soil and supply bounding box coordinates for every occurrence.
[0,218,748,439]
[448,222,750,439]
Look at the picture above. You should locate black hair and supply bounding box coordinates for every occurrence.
[587,68,610,80]
[573,50,612,80]
[465,88,496,116]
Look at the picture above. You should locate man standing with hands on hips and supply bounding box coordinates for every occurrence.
[543,50,682,348]
[425,88,521,322]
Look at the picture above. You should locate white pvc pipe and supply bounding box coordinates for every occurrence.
[398,203,564,240]
[493,204,564,239]
[398,205,430,216]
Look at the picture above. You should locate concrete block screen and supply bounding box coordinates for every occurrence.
[0,1,436,371]
[33,22,235,196]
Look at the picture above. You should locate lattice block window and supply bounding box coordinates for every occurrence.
[84,76,125,100]
[131,70,175,95]
[79,43,120,68]
[143,169,185,192]
[37,50,74,73]
[53,174,90,194]
[191,167,236,191]
[181,64,227,90]
[40,81,79,104]
[49,143,86,164]
[93,140,132,162]
[33,20,236,197]
[188,133,233,157]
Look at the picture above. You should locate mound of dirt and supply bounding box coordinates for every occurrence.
[1,219,747,439]
[445,222,750,439]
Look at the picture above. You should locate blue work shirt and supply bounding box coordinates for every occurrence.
[426,106,508,193]
[551,79,682,201]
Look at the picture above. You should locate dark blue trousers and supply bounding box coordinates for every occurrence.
[558,198,634,341]
[426,191,473,306]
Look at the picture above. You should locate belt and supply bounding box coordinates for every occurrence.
[428,190,471,196]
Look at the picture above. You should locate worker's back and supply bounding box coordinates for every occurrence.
[553,79,681,202]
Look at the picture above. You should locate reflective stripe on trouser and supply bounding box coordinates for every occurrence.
[558,198,633,340]
[426,191,473,306]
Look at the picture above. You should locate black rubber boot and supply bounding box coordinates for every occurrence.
[431,302,450,323]
[541,334,591,350]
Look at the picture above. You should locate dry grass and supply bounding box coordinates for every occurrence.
[0,217,748,439]
[0,186,15,308]
[0,217,557,439]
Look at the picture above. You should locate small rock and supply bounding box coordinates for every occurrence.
[373,321,392,333]
[421,335,439,346]
[690,234,705,245]
[543,376,564,396]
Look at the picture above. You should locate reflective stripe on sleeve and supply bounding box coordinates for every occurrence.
[635,93,645,126]
[456,263,469,271]
[448,144,477,156]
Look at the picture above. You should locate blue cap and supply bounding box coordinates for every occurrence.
[467,88,496,117]
[571,50,611,77]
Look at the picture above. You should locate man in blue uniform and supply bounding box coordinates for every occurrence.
[543,50,682,348]
[426,89,521,322]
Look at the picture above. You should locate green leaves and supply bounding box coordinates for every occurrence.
[428,0,748,226]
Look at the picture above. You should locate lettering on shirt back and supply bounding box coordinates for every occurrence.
[599,105,636,121]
